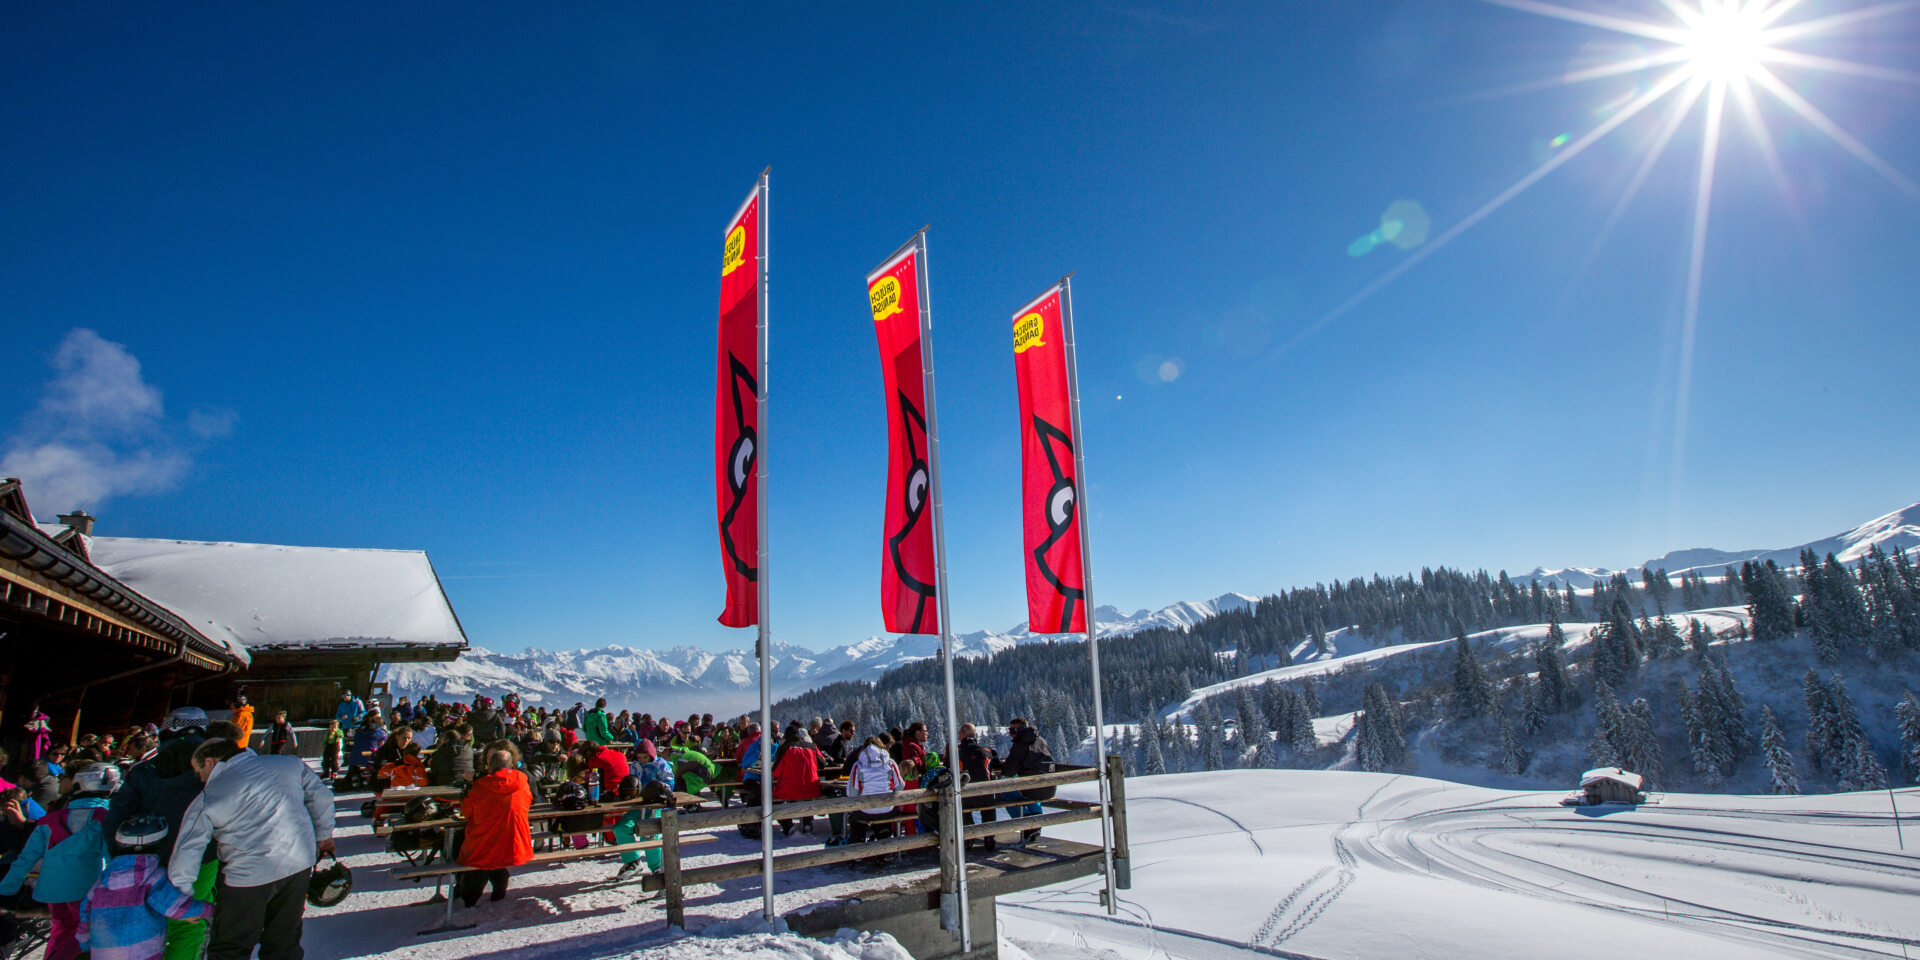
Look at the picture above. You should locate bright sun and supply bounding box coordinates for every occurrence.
[1682,3,1770,82]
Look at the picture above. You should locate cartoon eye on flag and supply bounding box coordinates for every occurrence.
[1012,284,1088,634]
[715,182,762,628]
[869,236,941,635]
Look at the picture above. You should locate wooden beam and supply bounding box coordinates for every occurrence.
[661,805,683,928]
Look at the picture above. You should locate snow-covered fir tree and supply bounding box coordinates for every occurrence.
[1620,698,1663,787]
[1449,633,1494,720]
[1760,705,1799,795]
[1497,712,1529,775]
[1586,680,1626,767]
[1361,682,1407,767]
[1897,691,1920,784]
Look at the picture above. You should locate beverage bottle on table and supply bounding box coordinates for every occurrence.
[590,769,601,803]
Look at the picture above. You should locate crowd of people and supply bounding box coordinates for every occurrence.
[0,705,332,960]
[0,688,1066,959]
[336,693,1063,889]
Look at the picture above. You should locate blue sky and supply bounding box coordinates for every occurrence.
[3,3,1917,654]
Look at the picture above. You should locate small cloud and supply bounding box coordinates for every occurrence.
[1,328,223,514]
[187,408,237,440]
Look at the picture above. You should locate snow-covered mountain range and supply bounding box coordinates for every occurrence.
[380,592,1258,717]
[1519,500,1920,588]
[386,501,1918,720]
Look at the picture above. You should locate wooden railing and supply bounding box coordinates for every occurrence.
[639,755,1129,928]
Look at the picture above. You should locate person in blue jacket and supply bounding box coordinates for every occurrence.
[0,763,121,960]
[334,691,365,727]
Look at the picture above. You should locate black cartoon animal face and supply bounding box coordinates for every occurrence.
[888,392,937,632]
[1031,416,1084,633]
[721,354,758,582]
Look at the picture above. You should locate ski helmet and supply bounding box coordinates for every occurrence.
[307,855,352,907]
[162,706,209,733]
[113,814,171,852]
[72,764,120,795]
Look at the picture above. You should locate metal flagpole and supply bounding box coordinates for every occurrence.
[1059,275,1119,916]
[914,229,973,952]
[755,167,775,922]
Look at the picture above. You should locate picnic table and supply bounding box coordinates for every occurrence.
[380,791,713,935]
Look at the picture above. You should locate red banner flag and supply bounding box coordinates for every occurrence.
[1012,284,1087,634]
[868,241,939,635]
[715,185,762,627]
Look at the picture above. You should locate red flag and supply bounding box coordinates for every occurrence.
[868,242,939,635]
[1012,285,1087,634]
[715,185,762,627]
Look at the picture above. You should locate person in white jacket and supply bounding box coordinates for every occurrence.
[846,740,905,843]
[168,739,334,960]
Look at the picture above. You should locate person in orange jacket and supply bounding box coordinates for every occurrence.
[229,697,255,752]
[456,749,532,907]
[378,744,429,791]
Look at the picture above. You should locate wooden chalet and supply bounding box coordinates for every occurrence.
[0,479,241,751]
[2,477,468,744]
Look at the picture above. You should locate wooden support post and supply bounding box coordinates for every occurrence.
[662,805,684,928]
[1106,753,1131,890]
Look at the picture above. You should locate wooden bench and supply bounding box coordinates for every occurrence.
[394,834,716,934]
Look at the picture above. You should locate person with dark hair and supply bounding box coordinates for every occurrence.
[467,699,504,746]
[170,736,333,960]
[582,699,613,746]
[997,718,1055,843]
[427,725,475,787]
[900,722,929,777]
[955,724,999,851]
[266,712,297,757]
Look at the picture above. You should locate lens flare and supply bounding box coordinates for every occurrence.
[1286,0,1920,535]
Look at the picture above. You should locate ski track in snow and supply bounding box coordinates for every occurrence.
[1355,799,1920,958]
[1003,773,1920,960]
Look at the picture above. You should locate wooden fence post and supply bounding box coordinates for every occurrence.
[1106,753,1131,890]
[662,805,684,928]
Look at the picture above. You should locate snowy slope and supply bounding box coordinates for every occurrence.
[308,767,1920,960]
[1004,771,1920,960]
[1166,609,1751,722]
[1524,500,1920,586]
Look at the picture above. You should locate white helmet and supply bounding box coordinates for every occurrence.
[162,706,210,732]
[73,764,121,795]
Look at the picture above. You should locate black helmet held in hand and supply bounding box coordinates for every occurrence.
[307,855,352,907]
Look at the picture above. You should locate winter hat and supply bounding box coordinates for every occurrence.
[636,739,657,761]
[73,764,120,795]
[162,707,209,733]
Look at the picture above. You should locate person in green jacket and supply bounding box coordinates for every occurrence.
[582,698,614,746]
[665,744,717,795]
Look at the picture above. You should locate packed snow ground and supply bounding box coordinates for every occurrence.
[1003,772,1920,960]
[307,768,1920,960]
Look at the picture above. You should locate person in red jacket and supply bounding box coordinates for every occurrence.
[573,741,629,798]
[456,750,532,906]
[771,726,825,836]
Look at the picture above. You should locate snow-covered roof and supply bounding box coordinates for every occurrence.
[88,536,467,654]
[1580,767,1645,790]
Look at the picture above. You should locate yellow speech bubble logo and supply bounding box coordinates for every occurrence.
[723,225,746,277]
[870,275,903,322]
[1012,312,1046,354]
